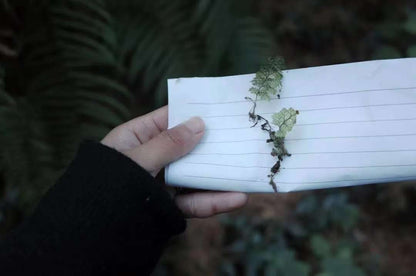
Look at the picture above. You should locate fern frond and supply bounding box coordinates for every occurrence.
[0,65,54,209]
[1,0,132,212]
[110,0,276,106]
[0,68,14,105]
[249,57,284,100]
[1,0,278,215]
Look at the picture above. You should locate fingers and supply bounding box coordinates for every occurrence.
[124,117,205,176]
[125,105,169,143]
[175,192,248,218]
[101,106,169,151]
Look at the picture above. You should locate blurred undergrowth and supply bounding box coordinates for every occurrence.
[219,193,371,276]
[1,0,416,275]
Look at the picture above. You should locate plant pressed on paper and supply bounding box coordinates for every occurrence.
[245,57,299,192]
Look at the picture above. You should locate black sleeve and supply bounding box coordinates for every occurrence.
[0,141,186,275]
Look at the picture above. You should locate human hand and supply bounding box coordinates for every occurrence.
[101,105,248,218]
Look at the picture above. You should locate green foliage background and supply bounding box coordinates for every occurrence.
[0,0,275,218]
[1,0,416,275]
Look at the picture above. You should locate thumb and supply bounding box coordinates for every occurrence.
[124,117,205,176]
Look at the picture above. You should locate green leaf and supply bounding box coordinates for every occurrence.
[296,195,318,215]
[404,12,416,35]
[407,45,416,57]
[272,108,298,137]
[79,102,124,127]
[336,246,353,260]
[55,30,115,62]
[310,235,331,258]
[372,46,401,60]
[78,90,131,120]
[320,257,366,276]
[70,72,131,99]
[249,57,284,100]
[0,66,16,106]
[271,250,310,276]
[375,22,402,40]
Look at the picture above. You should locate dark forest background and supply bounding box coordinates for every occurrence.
[1,0,415,275]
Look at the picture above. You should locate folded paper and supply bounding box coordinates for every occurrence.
[166,58,416,192]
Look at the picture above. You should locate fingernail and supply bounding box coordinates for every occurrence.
[229,193,248,206]
[184,117,205,134]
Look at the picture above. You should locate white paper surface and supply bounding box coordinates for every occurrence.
[166,58,416,192]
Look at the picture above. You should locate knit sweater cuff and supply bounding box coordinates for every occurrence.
[77,140,187,235]
[0,140,187,274]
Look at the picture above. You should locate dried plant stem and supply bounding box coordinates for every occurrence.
[245,96,293,192]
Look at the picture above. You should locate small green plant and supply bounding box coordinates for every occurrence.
[245,57,299,192]
[219,192,374,276]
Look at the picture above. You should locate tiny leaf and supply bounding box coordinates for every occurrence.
[249,57,284,100]
[272,108,298,137]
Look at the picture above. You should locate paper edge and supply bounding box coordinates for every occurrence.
[167,57,416,82]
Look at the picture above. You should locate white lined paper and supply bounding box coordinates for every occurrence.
[165,58,416,192]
